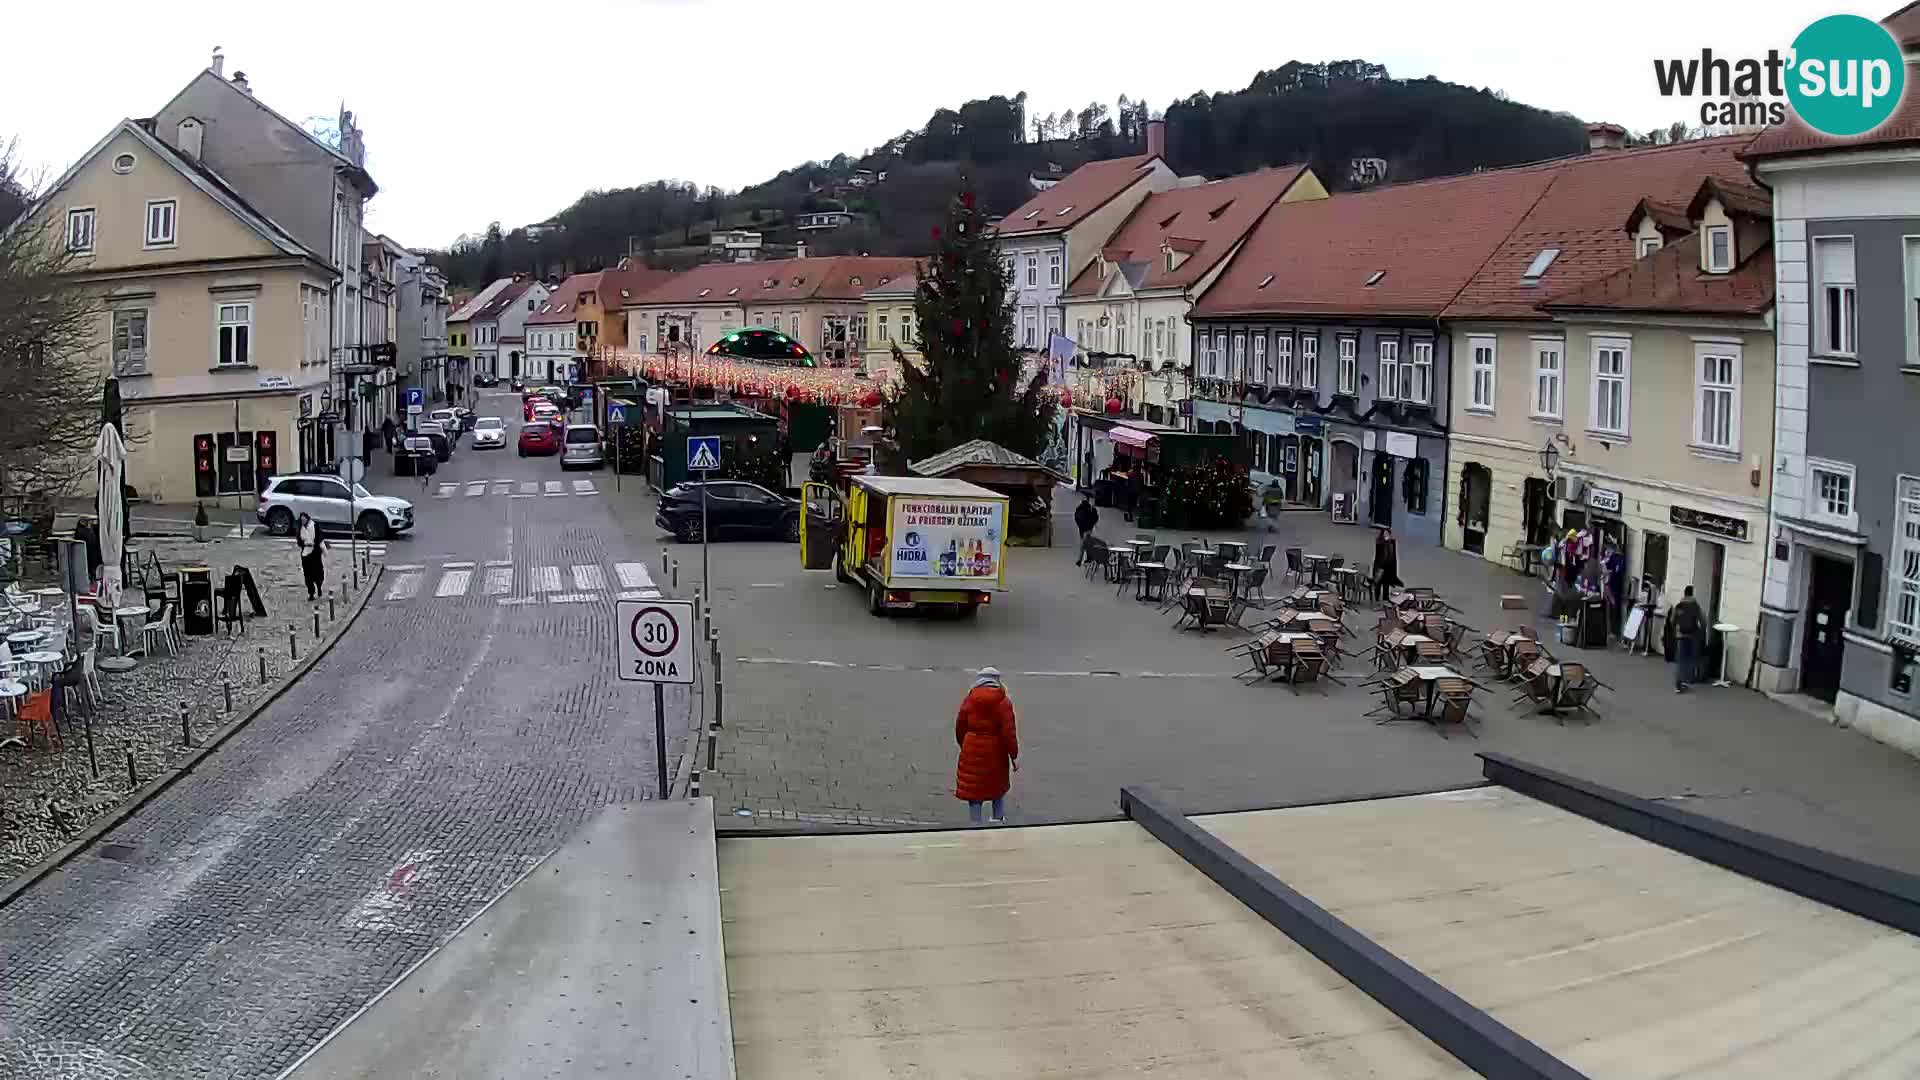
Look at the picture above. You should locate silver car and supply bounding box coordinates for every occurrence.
[561,423,604,470]
[256,473,414,540]
[472,416,507,449]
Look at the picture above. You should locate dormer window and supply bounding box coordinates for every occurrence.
[1207,201,1233,221]
[1258,273,1275,289]
[1637,235,1663,258]
[727,287,739,296]
[1057,205,1074,215]
[1522,248,1561,282]
[1023,209,1040,220]
[850,276,862,286]
[697,288,711,298]
[763,278,776,288]
[1158,212,1178,228]
[1705,225,1733,273]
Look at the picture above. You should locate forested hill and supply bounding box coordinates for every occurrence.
[430,60,1589,290]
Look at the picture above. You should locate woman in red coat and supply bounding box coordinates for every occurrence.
[954,667,1019,825]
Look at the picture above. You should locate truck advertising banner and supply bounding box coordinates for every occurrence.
[889,498,1004,581]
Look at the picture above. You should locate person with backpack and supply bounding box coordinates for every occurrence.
[1670,585,1707,692]
[1073,496,1099,566]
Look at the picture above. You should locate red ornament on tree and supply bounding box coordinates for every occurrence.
[1059,389,1073,408]
[1105,397,1124,415]
[960,191,975,209]
[859,390,882,408]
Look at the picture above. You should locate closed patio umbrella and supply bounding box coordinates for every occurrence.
[93,422,127,609]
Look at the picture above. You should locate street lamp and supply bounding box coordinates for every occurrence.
[1538,438,1559,476]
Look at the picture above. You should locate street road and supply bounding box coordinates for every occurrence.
[0,389,695,1080]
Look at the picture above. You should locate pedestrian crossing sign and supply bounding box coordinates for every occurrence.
[687,435,721,472]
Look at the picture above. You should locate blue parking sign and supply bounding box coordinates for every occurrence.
[687,436,721,472]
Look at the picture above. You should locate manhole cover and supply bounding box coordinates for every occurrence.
[97,844,139,863]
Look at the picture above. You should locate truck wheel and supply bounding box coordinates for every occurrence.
[867,580,886,617]
[960,602,981,618]
[833,551,854,585]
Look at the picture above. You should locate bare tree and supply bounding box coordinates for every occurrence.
[0,138,107,518]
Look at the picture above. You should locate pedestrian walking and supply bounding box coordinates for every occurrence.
[296,512,326,601]
[1669,585,1706,692]
[381,415,397,453]
[954,667,1018,825]
[1073,495,1099,565]
[1371,527,1399,602]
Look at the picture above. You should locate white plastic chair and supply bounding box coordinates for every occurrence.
[83,606,121,656]
[81,647,101,701]
[141,603,177,657]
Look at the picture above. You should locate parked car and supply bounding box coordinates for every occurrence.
[451,407,475,432]
[429,408,462,435]
[257,474,414,541]
[523,396,549,421]
[416,422,453,461]
[393,436,437,477]
[472,416,507,449]
[475,373,499,388]
[532,403,561,429]
[518,423,560,456]
[655,481,799,544]
[561,424,604,471]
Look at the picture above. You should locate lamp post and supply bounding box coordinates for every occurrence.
[1538,439,1560,477]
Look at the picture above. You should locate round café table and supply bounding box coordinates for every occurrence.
[0,679,25,727]
[1711,623,1741,687]
[20,650,61,689]
[7,629,46,649]
[1222,562,1256,598]
[31,587,65,602]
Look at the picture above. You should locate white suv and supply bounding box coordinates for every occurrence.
[256,474,415,540]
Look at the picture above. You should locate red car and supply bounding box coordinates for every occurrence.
[518,423,559,456]
[523,395,549,420]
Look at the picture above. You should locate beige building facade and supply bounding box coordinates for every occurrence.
[30,119,332,505]
[1445,182,1776,675]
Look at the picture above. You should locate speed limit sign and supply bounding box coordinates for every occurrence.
[616,599,694,684]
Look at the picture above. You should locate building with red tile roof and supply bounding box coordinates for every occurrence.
[618,256,918,361]
[524,272,605,383]
[466,277,551,382]
[1059,164,1326,422]
[994,120,1179,354]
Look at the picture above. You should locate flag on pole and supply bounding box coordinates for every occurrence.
[1046,332,1076,386]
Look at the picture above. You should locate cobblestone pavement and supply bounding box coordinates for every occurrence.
[0,535,382,883]
[0,392,697,1079]
[699,495,1920,878]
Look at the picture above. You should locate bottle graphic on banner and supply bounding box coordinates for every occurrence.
[939,539,958,577]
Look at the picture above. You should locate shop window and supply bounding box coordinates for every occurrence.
[1642,531,1669,593]
[214,431,255,495]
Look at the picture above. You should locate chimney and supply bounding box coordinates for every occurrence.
[796,241,807,259]
[1146,118,1167,159]
[231,71,250,95]
[1586,122,1627,152]
[178,117,204,161]
[210,46,224,77]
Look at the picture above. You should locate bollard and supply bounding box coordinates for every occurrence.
[313,606,321,639]
[661,547,668,575]
[126,751,138,789]
[713,656,725,732]
[693,589,702,627]
[671,560,679,590]
[223,676,233,716]
[328,594,336,621]
[85,714,97,779]
[258,645,268,685]
[288,626,298,663]
[180,702,192,748]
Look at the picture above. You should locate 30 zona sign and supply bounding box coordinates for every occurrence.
[616,599,695,684]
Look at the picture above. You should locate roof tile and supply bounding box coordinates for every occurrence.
[620,256,919,307]
[992,155,1161,238]
[1063,166,1310,299]
[527,272,603,325]
[1540,231,1774,316]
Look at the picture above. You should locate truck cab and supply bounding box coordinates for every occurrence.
[801,476,1008,617]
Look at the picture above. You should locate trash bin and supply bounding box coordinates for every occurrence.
[1578,595,1608,648]
[180,566,214,635]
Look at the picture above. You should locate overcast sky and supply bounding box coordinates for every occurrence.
[5,0,1818,249]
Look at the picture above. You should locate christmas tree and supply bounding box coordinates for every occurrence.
[887,188,1055,465]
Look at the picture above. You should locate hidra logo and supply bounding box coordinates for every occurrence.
[1653,14,1906,136]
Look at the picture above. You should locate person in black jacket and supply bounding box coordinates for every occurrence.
[1073,496,1099,565]
[1670,586,1707,692]
[1372,527,1399,602]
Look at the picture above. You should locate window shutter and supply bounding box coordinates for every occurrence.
[1858,550,1884,630]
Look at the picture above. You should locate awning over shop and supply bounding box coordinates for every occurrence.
[1109,426,1154,451]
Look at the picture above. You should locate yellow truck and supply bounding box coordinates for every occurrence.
[800,475,1009,617]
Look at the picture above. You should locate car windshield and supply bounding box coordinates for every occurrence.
[566,428,599,444]
[352,484,372,500]
[476,417,503,429]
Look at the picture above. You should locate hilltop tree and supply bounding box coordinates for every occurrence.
[887,188,1054,464]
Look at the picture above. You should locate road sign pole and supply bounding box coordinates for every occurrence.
[700,469,711,599]
[654,682,668,799]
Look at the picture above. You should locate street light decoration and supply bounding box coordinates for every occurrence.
[706,326,815,367]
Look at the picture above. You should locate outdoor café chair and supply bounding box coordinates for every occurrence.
[16,687,58,750]
[1511,659,1554,710]
[1242,566,1271,606]
[1282,547,1305,587]
[1436,678,1477,735]
[1478,637,1513,678]
[1217,540,1246,562]
[1082,539,1109,581]
[1366,669,1422,719]
[1507,638,1542,675]
[1414,640,1448,665]
[82,605,120,656]
[141,603,178,658]
[1257,544,1276,566]
[1561,673,1602,721]
[1288,640,1330,694]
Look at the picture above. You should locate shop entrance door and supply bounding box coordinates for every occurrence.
[1369,454,1395,528]
[1460,463,1491,555]
[1523,477,1555,545]
[1300,436,1323,506]
[1801,554,1853,702]
[1329,440,1359,522]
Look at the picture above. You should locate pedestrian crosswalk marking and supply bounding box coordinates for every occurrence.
[441,561,475,569]
[614,562,654,589]
[542,481,565,497]
[484,567,512,595]
[435,570,471,597]
[572,479,598,495]
[436,484,457,499]
[492,483,511,495]
[519,482,538,495]
[547,593,597,604]
[387,563,425,572]
[385,572,422,601]
[465,483,486,497]
[617,589,662,601]
[572,565,605,590]
[533,566,562,592]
